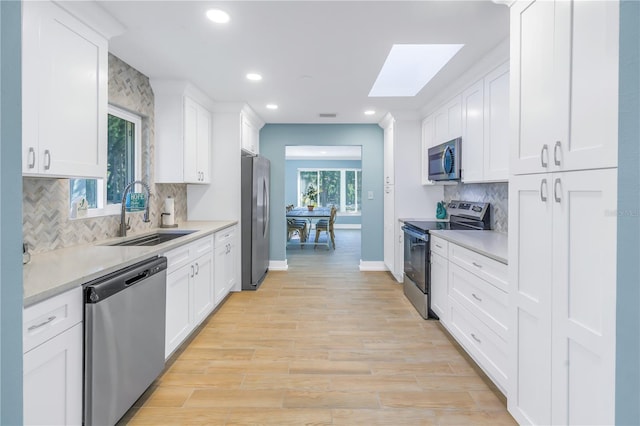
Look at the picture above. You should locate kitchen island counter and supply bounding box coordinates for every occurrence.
[23,221,237,307]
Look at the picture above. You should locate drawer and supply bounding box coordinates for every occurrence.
[448,296,508,393]
[448,243,508,292]
[23,287,83,353]
[449,262,508,340]
[430,235,448,258]
[192,235,214,256]
[163,244,192,272]
[215,226,236,248]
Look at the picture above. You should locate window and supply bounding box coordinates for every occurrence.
[297,168,362,213]
[70,106,141,216]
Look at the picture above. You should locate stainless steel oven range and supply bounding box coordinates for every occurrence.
[401,201,491,319]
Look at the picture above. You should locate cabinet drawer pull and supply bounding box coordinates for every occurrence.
[472,293,482,302]
[554,178,562,203]
[28,315,57,331]
[540,178,548,202]
[540,144,549,168]
[435,244,443,249]
[28,147,36,169]
[44,149,51,170]
[554,141,562,166]
[471,333,482,344]
[472,262,483,268]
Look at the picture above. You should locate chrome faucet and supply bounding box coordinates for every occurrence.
[119,180,151,237]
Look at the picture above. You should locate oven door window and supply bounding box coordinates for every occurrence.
[403,232,427,292]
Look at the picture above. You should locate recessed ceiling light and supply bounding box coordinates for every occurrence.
[206,9,230,24]
[364,110,376,115]
[246,73,262,81]
[266,104,278,110]
[369,44,464,97]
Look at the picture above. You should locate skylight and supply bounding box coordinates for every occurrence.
[369,44,464,97]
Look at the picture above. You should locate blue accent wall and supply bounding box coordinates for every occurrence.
[285,159,362,226]
[616,1,640,424]
[260,124,383,262]
[0,1,24,423]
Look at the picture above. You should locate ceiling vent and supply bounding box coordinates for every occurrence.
[319,113,337,118]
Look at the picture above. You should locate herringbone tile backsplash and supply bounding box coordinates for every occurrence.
[23,54,187,254]
[444,182,508,233]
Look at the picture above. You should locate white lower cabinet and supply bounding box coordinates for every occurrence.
[429,236,449,322]
[164,235,214,358]
[214,226,237,304]
[509,169,617,425]
[432,238,509,394]
[23,287,83,426]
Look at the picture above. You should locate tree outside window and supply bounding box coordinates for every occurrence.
[297,168,361,213]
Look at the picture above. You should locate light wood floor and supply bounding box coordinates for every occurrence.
[121,230,516,425]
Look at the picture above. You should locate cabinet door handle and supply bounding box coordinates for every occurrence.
[540,178,548,202]
[191,265,195,278]
[44,149,51,170]
[554,141,562,166]
[471,333,482,344]
[28,315,56,331]
[472,293,482,302]
[28,147,36,169]
[195,262,199,275]
[540,144,549,168]
[472,261,483,268]
[554,178,562,203]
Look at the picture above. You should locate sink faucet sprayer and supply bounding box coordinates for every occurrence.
[120,180,151,237]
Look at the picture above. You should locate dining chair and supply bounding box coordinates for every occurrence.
[314,205,337,249]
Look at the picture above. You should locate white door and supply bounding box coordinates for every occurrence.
[196,105,211,183]
[510,0,557,175]
[383,185,395,274]
[551,169,617,425]
[183,96,199,183]
[193,253,214,325]
[508,173,554,425]
[461,79,484,183]
[483,62,510,182]
[24,323,83,426]
[430,252,448,323]
[558,0,619,172]
[165,265,192,358]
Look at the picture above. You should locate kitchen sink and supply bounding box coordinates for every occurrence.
[108,231,197,247]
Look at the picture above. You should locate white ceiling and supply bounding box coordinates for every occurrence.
[96,1,509,124]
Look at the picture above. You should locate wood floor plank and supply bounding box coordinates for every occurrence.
[124,230,515,425]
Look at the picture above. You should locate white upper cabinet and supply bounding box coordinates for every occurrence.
[380,114,395,185]
[483,62,510,181]
[22,0,107,178]
[510,0,619,175]
[433,95,462,146]
[461,80,485,182]
[240,112,260,155]
[153,80,212,184]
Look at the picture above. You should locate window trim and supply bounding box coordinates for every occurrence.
[296,167,362,214]
[70,105,142,219]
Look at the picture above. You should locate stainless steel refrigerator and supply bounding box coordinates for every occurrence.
[241,155,270,290]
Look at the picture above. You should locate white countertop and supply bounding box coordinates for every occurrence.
[23,221,237,307]
[429,229,508,264]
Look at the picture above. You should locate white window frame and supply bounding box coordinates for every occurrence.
[297,167,361,215]
[70,105,142,219]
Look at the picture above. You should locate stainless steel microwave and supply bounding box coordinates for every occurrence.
[427,138,461,181]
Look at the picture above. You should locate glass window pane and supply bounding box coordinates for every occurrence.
[299,171,318,206]
[319,171,340,207]
[107,114,135,205]
[346,171,355,212]
[357,170,362,212]
[69,178,98,208]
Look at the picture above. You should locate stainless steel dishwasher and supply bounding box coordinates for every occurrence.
[84,256,167,426]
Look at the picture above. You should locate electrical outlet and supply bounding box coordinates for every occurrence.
[367,191,374,200]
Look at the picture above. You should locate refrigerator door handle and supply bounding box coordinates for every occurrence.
[263,177,269,238]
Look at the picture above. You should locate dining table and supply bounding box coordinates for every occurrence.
[286,207,332,248]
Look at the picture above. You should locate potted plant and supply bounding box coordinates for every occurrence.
[302,183,318,211]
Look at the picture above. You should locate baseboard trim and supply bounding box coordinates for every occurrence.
[359,260,388,271]
[269,260,289,271]
[334,224,361,229]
